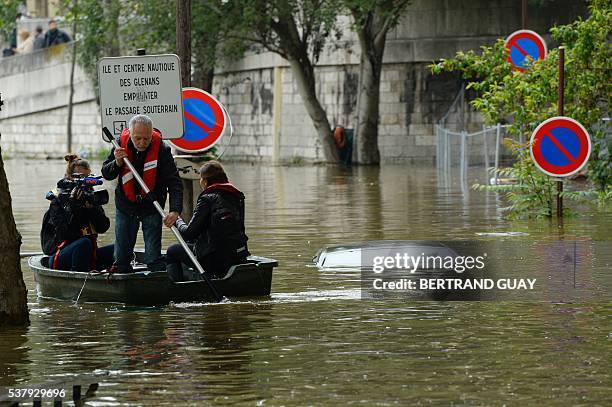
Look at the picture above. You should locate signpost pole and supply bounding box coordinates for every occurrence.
[557,46,565,218]
[176,0,195,222]
[522,0,528,29]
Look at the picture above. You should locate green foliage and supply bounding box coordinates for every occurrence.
[432,0,611,217]
[551,0,612,192]
[62,0,123,97]
[229,0,342,63]
[65,0,245,93]
[473,138,557,219]
[562,188,612,205]
[191,1,248,89]
[0,0,21,41]
[343,0,411,30]
[289,154,305,165]
[121,0,175,54]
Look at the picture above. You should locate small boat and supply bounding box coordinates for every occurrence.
[29,250,278,305]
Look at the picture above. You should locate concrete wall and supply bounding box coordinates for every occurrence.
[0,44,105,158]
[213,0,587,163]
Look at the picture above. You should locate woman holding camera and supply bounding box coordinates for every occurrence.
[41,154,114,272]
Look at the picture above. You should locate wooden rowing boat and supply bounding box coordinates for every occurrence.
[28,250,278,305]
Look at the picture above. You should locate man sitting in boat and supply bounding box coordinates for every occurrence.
[165,161,249,281]
[41,155,115,272]
[102,114,183,273]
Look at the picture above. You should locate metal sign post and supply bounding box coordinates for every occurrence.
[557,47,565,218]
[529,47,592,219]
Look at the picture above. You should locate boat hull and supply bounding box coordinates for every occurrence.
[28,255,277,305]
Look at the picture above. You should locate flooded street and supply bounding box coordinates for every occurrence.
[2,159,611,405]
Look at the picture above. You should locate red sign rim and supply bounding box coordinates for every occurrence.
[504,29,547,72]
[168,88,226,153]
[530,116,591,177]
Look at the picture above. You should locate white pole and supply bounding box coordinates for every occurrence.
[460,131,467,183]
[483,124,489,178]
[495,123,501,184]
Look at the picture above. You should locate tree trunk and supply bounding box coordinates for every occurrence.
[192,39,214,93]
[288,58,339,163]
[176,0,194,220]
[176,0,192,87]
[193,64,214,93]
[0,144,29,326]
[354,17,386,165]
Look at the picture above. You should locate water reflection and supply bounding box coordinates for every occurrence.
[2,159,611,405]
[0,327,30,387]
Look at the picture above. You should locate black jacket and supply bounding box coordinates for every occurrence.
[41,192,110,255]
[176,183,249,261]
[102,137,183,216]
[43,28,71,47]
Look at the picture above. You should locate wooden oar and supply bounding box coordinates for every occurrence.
[102,127,223,302]
[20,251,44,258]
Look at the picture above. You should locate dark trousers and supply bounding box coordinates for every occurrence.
[114,208,164,271]
[56,237,114,272]
[166,244,246,280]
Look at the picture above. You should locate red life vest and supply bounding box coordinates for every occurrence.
[119,128,162,202]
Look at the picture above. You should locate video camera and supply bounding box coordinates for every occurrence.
[50,174,109,207]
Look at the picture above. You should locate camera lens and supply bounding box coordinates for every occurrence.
[92,190,109,206]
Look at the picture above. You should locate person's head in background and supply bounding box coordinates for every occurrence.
[48,19,57,32]
[18,29,29,42]
[35,26,43,36]
[199,161,228,190]
[128,114,154,152]
[64,154,91,179]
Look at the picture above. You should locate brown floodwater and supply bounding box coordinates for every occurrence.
[1,159,611,405]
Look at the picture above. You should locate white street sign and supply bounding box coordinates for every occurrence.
[98,54,184,139]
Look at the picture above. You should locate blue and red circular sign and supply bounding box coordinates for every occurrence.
[168,87,227,153]
[530,116,591,177]
[505,30,547,72]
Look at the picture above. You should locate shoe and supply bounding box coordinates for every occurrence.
[109,264,134,274]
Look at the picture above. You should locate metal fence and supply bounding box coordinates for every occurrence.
[436,84,511,188]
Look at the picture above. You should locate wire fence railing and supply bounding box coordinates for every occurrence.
[436,83,514,188]
[436,123,510,186]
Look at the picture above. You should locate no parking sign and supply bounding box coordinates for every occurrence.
[505,30,547,71]
[530,116,591,177]
[168,88,227,153]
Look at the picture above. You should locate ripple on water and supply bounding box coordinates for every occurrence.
[2,160,611,404]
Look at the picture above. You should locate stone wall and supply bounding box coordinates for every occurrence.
[213,0,587,163]
[1,0,587,162]
[0,43,105,158]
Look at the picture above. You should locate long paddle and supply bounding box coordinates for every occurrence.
[102,127,223,302]
[20,251,44,258]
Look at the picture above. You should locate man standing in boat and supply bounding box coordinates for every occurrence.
[102,114,183,272]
